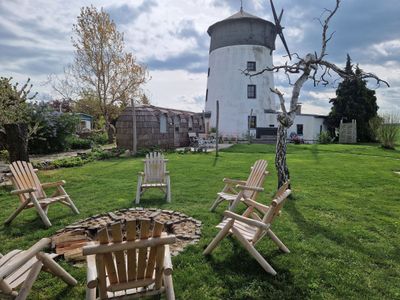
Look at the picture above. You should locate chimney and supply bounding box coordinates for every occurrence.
[296,104,302,115]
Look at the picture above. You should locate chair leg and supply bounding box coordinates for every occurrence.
[231,227,277,275]
[267,229,290,253]
[210,196,224,212]
[16,260,43,300]
[164,273,175,300]
[135,176,142,204]
[58,186,79,215]
[228,192,244,212]
[36,252,77,286]
[166,176,171,203]
[4,199,31,225]
[31,196,52,228]
[203,219,234,255]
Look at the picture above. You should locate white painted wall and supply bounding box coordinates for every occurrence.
[287,115,327,142]
[204,45,275,138]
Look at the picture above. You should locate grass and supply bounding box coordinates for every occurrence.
[0,143,399,299]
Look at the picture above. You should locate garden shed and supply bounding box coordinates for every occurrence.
[116,105,204,150]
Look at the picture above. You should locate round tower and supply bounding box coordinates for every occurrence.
[204,10,277,138]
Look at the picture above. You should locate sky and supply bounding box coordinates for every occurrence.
[0,0,399,115]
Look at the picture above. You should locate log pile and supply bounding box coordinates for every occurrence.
[51,207,202,262]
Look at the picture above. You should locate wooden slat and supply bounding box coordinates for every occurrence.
[154,245,165,290]
[111,223,127,283]
[0,250,22,268]
[137,219,150,280]
[9,163,30,202]
[97,228,118,285]
[19,161,39,198]
[25,162,46,198]
[145,222,163,278]
[126,219,137,281]
[95,254,108,299]
[5,257,37,288]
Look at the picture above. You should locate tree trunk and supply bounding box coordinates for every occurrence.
[4,123,29,162]
[106,122,115,144]
[275,122,290,189]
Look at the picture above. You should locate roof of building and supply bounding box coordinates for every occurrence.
[131,104,202,116]
[225,10,261,20]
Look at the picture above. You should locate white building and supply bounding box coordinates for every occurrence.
[204,9,327,143]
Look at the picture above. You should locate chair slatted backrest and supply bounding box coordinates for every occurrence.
[9,161,46,202]
[89,219,171,298]
[252,182,291,243]
[143,152,167,183]
[243,160,268,198]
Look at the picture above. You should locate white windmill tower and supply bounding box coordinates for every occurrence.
[204,1,291,139]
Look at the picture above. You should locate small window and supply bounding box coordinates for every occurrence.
[206,89,208,102]
[247,61,256,71]
[160,114,167,133]
[269,124,275,128]
[297,124,303,135]
[247,85,256,99]
[207,68,210,77]
[320,125,323,133]
[248,116,257,129]
[188,117,193,131]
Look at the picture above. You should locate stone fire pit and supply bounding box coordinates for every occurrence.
[52,207,202,262]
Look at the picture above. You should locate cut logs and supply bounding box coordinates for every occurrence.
[51,207,202,262]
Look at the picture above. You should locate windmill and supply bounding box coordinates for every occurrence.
[270,0,292,60]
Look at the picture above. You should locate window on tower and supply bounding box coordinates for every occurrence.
[208,67,210,77]
[248,116,257,129]
[297,124,304,135]
[247,85,256,99]
[247,61,256,71]
[206,89,208,102]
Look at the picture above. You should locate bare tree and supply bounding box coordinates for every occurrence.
[71,6,148,143]
[246,0,389,188]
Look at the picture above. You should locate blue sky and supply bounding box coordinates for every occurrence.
[0,0,399,114]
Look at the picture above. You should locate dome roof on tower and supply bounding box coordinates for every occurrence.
[207,10,276,53]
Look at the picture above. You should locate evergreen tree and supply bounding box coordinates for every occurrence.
[327,55,378,142]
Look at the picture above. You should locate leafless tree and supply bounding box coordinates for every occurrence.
[245,0,389,188]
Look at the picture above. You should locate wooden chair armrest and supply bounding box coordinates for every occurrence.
[223,211,270,230]
[165,171,170,175]
[86,253,98,289]
[10,187,37,195]
[41,180,66,189]
[33,168,39,173]
[138,172,144,176]
[242,199,269,213]
[0,238,50,279]
[235,185,264,192]
[223,178,246,185]
[163,245,173,275]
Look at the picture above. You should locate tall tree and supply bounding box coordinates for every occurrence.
[246,0,388,188]
[71,5,147,143]
[0,77,37,162]
[327,55,379,142]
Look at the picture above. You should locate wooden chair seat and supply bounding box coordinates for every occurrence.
[210,160,268,212]
[135,152,171,204]
[4,161,79,227]
[0,238,77,299]
[204,182,291,275]
[26,196,68,208]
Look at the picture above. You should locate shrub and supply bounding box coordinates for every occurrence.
[0,150,9,162]
[317,131,332,144]
[370,114,399,149]
[89,132,108,145]
[67,136,93,149]
[28,103,79,154]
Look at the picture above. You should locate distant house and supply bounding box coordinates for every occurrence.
[76,113,93,132]
[116,105,205,150]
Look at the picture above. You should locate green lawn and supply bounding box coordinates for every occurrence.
[1,144,399,299]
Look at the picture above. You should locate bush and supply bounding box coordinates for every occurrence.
[67,136,93,150]
[317,131,332,144]
[370,114,399,149]
[0,150,8,162]
[89,132,108,145]
[28,103,79,154]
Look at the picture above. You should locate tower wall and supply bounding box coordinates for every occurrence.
[204,44,276,137]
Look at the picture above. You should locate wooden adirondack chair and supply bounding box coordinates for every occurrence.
[210,159,268,212]
[4,161,79,228]
[135,152,171,204]
[0,238,77,299]
[204,182,291,275]
[82,220,176,300]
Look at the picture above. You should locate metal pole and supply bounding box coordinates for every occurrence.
[216,100,219,157]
